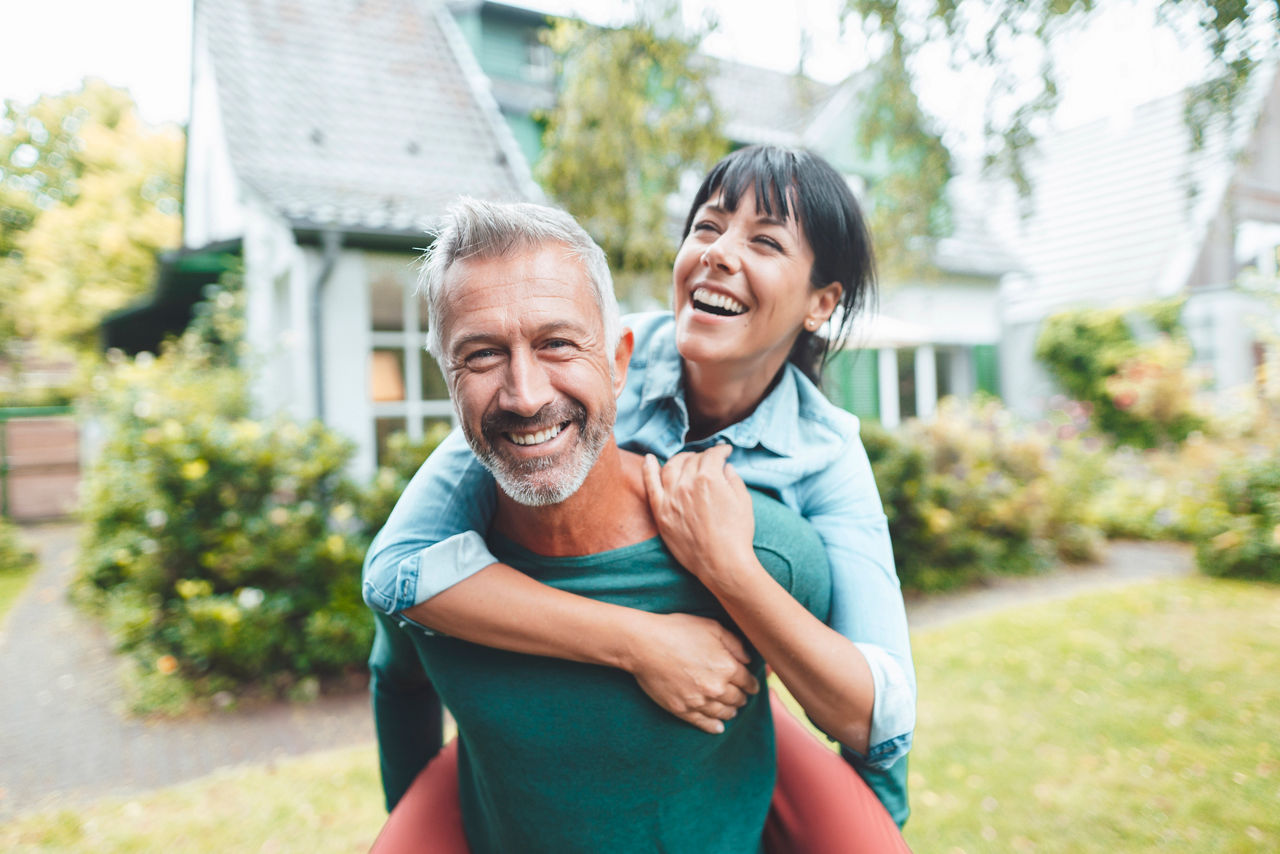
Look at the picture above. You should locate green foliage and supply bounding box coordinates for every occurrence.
[0,79,182,358]
[0,518,37,575]
[844,0,1278,201]
[1035,300,1206,448]
[356,426,452,536]
[73,277,400,707]
[854,32,953,281]
[536,9,728,307]
[864,397,1106,592]
[1195,450,1280,582]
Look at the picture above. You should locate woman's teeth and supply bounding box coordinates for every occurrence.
[506,423,565,446]
[692,287,747,316]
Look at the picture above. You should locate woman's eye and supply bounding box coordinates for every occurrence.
[693,221,719,234]
[754,235,783,251]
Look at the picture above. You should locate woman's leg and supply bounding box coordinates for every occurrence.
[370,739,470,853]
[764,694,912,853]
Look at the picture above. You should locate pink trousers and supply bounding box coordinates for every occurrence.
[372,694,911,853]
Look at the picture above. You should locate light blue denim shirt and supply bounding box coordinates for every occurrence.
[362,311,915,767]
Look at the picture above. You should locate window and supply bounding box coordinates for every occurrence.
[366,254,454,465]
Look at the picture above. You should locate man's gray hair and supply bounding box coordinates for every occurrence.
[419,197,620,361]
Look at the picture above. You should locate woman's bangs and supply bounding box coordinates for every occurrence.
[712,153,796,224]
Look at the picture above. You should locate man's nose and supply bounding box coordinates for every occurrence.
[498,349,555,417]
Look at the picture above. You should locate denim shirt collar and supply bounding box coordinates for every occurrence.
[637,327,801,458]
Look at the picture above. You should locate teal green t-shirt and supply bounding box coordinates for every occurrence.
[401,491,830,854]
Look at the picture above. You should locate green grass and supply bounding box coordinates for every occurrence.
[903,577,1280,853]
[0,746,386,853]
[0,562,39,624]
[1,577,1276,852]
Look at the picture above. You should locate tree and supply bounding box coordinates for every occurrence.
[0,79,183,358]
[536,9,728,307]
[843,0,1280,193]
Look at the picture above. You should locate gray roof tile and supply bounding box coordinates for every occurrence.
[199,0,537,233]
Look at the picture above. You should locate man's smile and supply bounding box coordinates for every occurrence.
[504,421,570,446]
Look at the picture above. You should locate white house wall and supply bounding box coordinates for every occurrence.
[184,26,245,249]
[879,281,1002,346]
[242,202,303,421]
[321,249,375,480]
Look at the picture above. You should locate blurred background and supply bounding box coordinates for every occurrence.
[1,0,1278,851]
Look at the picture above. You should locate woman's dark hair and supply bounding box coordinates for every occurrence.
[681,144,877,385]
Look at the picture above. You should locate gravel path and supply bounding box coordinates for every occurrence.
[0,524,373,818]
[0,524,1195,818]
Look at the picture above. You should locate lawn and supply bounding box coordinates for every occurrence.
[903,577,1280,853]
[0,562,38,624]
[1,577,1276,853]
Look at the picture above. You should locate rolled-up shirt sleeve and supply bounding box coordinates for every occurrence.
[361,428,500,615]
[797,431,916,768]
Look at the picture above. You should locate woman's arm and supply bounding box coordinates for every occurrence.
[643,446,877,753]
[403,566,759,733]
[363,429,759,733]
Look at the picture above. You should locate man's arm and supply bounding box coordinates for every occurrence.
[368,612,444,811]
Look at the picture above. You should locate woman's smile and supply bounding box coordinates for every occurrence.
[690,286,748,317]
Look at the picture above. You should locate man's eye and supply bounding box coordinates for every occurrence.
[544,339,573,351]
[465,349,500,364]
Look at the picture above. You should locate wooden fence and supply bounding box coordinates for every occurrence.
[0,407,79,521]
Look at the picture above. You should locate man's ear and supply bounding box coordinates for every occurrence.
[612,328,635,397]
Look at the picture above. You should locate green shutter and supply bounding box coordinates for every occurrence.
[973,344,1001,398]
[827,349,879,420]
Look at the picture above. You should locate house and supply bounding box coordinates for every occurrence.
[988,62,1280,417]
[446,0,1015,427]
[181,0,540,477]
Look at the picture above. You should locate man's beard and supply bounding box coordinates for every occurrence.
[464,398,614,507]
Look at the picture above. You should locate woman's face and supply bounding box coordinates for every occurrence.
[672,185,840,378]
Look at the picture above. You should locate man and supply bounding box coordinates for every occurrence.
[368,198,831,853]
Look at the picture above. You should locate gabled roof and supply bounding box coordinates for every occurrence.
[704,57,839,148]
[196,0,539,235]
[991,62,1279,321]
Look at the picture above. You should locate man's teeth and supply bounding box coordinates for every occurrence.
[506,424,565,446]
[692,287,746,316]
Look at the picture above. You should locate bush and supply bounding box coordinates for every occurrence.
[0,518,37,575]
[1194,450,1280,582]
[865,398,1107,592]
[74,275,446,708]
[1035,300,1206,448]
[356,426,452,536]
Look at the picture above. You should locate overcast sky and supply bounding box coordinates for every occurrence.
[2,0,1204,148]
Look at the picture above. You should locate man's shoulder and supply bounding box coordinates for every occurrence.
[748,490,831,621]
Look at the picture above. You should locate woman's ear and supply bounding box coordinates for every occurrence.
[806,282,843,329]
[612,328,635,397]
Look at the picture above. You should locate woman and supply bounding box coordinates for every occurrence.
[366,145,914,851]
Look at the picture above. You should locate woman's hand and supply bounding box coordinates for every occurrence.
[623,611,760,734]
[642,445,756,585]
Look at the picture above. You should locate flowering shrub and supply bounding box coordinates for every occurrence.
[74,277,446,708]
[864,398,1107,593]
[1194,449,1280,583]
[1035,301,1206,448]
[77,354,373,698]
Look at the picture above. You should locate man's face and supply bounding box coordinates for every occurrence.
[437,242,627,506]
